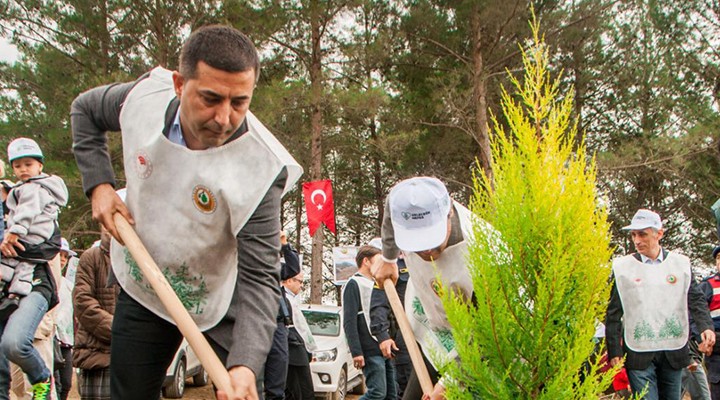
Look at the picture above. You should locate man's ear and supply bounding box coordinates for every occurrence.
[172,71,185,98]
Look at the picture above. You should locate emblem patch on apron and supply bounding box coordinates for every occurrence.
[192,185,217,214]
[134,150,153,179]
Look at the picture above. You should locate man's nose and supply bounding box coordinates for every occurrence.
[214,102,231,128]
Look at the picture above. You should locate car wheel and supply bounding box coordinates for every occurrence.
[330,367,347,400]
[162,358,186,398]
[192,367,209,386]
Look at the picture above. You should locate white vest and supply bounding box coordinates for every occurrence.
[613,252,690,352]
[285,289,317,352]
[112,67,302,330]
[344,273,378,341]
[403,201,475,368]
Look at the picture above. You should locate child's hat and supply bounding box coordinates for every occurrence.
[8,138,44,163]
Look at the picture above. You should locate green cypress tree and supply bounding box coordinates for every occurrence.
[441,18,615,399]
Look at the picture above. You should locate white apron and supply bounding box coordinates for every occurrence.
[344,273,378,341]
[614,252,690,352]
[113,67,302,330]
[286,290,317,352]
[403,202,474,369]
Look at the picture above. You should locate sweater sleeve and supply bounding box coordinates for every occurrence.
[70,81,136,196]
[224,169,286,376]
[370,287,392,342]
[381,198,400,261]
[342,280,364,357]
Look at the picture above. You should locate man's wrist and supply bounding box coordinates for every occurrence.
[381,255,397,263]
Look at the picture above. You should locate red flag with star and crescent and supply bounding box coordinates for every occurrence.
[302,179,336,236]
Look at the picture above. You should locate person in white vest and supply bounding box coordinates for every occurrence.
[373,177,478,400]
[281,268,316,400]
[605,209,715,400]
[343,245,397,400]
[70,25,302,400]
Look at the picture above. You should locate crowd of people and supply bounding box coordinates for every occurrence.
[0,21,720,400]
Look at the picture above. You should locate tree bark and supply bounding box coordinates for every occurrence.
[309,0,325,304]
[471,7,493,183]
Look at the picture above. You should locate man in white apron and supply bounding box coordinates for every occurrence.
[373,177,477,400]
[605,209,715,400]
[343,245,397,400]
[70,25,302,400]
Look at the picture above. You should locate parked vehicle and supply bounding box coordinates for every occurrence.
[162,339,210,398]
[300,304,365,400]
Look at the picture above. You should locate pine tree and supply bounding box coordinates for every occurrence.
[441,17,615,399]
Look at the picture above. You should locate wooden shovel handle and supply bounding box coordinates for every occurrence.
[113,214,234,397]
[383,278,434,395]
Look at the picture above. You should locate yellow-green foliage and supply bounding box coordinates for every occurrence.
[441,20,615,399]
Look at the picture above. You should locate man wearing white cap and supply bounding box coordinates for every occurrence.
[605,209,715,400]
[374,177,478,400]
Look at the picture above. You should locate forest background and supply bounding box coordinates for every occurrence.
[1,0,720,302]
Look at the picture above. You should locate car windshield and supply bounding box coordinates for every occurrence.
[302,310,340,336]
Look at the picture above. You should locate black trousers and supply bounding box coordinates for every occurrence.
[401,349,439,400]
[54,346,73,400]
[285,364,314,400]
[264,323,289,400]
[110,290,184,400]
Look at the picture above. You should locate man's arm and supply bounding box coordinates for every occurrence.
[71,81,139,240]
[280,241,300,279]
[688,278,715,351]
[369,287,392,343]
[374,199,399,285]
[342,280,364,358]
[605,279,624,363]
[71,81,134,195]
[225,169,287,376]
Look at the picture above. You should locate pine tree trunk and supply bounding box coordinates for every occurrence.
[471,8,493,183]
[309,0,324,304]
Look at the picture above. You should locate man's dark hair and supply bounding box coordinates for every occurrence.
[355,245,381,268]
[179,25,260,82]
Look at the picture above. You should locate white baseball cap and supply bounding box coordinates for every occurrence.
[7,138,44,163]
[388,177,452,252]
[60,237,77,257]
[368,237,382,250]
[622,209,663,231]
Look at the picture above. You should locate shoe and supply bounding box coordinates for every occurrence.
[31,377,51,400]
[0,297,19,321]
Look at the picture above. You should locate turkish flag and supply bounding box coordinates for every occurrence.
[302,179,336,236]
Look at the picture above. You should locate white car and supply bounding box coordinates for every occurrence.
[162,339,210,398]
[301,304,366,400]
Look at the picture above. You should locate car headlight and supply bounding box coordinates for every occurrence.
[312,348,337,362]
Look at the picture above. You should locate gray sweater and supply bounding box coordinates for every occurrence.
[6,174,68,244]
[70,76,286,376]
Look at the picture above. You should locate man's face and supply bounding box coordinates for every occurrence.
[715,254,720,272]
[630,228,663,258]
[285,271,304,296]
[172,61,255,150]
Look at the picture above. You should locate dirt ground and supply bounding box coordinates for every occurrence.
[64,376,361,400]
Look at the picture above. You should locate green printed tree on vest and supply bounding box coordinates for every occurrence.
[658,317,683,339]
[439,16,615,399]
[634,320,656,341]
[162,265,208,314]
[124,249,208,313]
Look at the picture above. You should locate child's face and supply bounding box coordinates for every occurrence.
[11,157,43,182]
